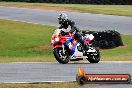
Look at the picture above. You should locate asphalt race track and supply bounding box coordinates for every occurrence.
[0,6,132,88]
[0,6,132,35]
[0,62,132,88]
[0,62,132,83]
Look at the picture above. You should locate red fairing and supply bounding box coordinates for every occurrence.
[59,34,71,43]
[51,29,74,49]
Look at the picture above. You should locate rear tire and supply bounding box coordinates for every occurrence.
[87,48,100,63]
[53,48,69,64]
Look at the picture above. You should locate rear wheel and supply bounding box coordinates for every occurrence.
[53,48,69,64]
[87,48,100,63]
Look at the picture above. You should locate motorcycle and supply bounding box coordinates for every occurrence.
[51,28,100,64]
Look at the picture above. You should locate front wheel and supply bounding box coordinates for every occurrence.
[53,48,69,64]
[86,48,100,63]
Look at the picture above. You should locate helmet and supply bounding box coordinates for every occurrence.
[58,13,68,24]
[58,13,68,20]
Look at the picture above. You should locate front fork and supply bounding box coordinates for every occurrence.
[62,44,65,54]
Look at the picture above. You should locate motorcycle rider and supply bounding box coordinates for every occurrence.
[58,13,88,51]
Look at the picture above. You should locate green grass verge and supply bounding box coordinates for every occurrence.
[0,82,96,88]
[0,19,56,62]
[0,82,78,88]
[0,19,131,62]
[65,5,132,17]
[0,1,132,16]
[0,19,55,57]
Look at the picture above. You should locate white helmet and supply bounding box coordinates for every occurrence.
[58,13,68,20]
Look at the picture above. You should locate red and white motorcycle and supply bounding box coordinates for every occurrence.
[51,29,100,64]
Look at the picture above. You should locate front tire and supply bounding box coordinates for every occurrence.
[87,48,100,63]
[53,48,69,64]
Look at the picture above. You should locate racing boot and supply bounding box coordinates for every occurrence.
[78,38,89,51]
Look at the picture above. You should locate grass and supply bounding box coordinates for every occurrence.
[0,82,96,88]
[0,82,78,88]
[0,19,54,56]
[0,19,56,62]
[0,2,132,16]
[0,19,131,62]
[0,56,55,62]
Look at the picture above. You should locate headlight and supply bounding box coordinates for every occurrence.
[55,38,59,42]
[51,40,54,44]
